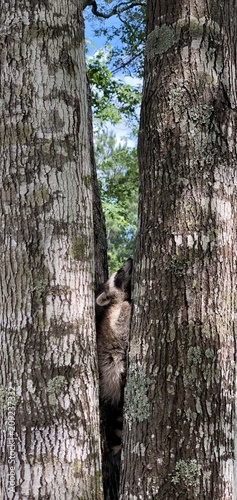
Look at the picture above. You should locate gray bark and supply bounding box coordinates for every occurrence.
[88,82,108,288]
[0,1,103,498]
[121,1,237,499]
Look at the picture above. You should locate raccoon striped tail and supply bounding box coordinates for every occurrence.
[101,402,124,500]
[106,404,123,455]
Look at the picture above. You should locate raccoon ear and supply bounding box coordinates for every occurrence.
[96,292,111,307]
[123,258,133,275]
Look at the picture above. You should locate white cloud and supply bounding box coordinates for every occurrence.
[123,75,143,88]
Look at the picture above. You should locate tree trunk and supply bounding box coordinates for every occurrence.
[121,1,237,498]
[87,81,108,289]
[0,1,103,498]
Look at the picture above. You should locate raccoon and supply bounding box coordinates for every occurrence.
[96,258,133,499]
[96,258,133,408]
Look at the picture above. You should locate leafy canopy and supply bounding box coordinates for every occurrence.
[84,1,144,270]
[84,1,146,77]
[87,48,141,125]
[95,130,138,272]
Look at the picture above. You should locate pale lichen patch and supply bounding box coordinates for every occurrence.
[145,25,177,59]
[171,459,202,488]
[47,375,67,395]
[124,365,151,429]
[175,16,205,39]
[46,375,67,406]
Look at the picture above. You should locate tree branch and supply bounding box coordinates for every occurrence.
[111,48,144,75]
[83,0,146,18]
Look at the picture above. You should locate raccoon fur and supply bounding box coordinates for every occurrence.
[96,258,133,407]
[96,258,133,499]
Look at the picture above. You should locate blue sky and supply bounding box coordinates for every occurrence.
[84,9,121,57]
[84,11,141,146]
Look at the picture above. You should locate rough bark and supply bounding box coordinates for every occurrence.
[0,1,103,498]
[121,1,237,499]
[88,74,109,500]
[87,81,108,289]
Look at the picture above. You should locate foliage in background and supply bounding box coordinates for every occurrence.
[85,2,144,271]
[87,48,141,126]
[94,130,138,272]
[84,1,146,77]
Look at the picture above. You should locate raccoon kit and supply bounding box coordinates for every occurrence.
[96,258,133,407]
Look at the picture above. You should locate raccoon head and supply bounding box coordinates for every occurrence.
[96,258,133,307]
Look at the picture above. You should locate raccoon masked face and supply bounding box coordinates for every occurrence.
[96,258,133,307]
